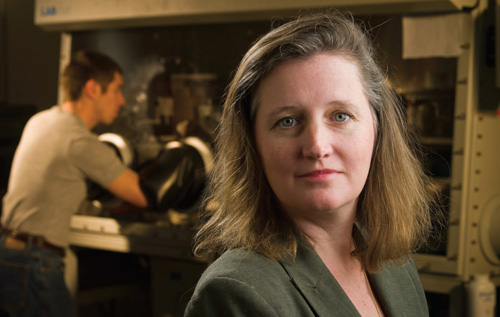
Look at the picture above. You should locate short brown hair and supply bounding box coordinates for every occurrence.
[62,50,123,101]
[195,12,437,272]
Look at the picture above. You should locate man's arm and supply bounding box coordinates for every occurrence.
[106,168,148,208]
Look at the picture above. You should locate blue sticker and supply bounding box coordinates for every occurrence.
[40,6,57,16]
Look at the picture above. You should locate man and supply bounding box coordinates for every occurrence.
[0,51,148,316]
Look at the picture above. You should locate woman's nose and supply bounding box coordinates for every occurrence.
[302,122,332,160]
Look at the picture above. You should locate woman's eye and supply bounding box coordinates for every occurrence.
[334,113,350,122]
[278,117,297,128]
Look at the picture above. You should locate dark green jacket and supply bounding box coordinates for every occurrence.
[185,243,428,316]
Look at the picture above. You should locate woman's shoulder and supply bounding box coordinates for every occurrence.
[199,248,286,283]
[186,248,317,316]
[192,248,297,302]
[376,255,421,279]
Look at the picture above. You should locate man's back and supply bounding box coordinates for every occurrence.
[1,105,125,247]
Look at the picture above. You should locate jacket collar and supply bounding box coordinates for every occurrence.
[278,238,423,317]
[279,240,361,317]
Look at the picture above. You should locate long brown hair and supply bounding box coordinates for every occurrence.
[194,11,436,272]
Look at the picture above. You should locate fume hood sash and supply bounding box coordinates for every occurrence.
[34,0,477,31]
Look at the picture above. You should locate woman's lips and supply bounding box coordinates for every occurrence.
[297,169,340,178]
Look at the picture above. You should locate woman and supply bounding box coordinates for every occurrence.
[185,11,436,316]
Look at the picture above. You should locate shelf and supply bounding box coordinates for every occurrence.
[420,137,453,146]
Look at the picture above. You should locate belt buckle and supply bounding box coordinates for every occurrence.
[33,237,45,248]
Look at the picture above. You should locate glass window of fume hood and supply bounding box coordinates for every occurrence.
[364,15,455,256]
[70,21,273,168]
[70,15,454,254]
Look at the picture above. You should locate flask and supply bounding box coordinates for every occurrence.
[468,274,496,317]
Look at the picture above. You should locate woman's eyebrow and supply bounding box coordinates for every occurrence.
[328,100,358,108]
[268,105,299,117]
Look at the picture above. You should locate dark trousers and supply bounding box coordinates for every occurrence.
[0,235,72,317]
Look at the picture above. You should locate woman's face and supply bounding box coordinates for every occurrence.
[254,53,375,222]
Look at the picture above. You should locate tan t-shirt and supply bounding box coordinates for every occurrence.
[1,106,125,247]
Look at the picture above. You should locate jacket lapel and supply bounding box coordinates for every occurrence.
[279,242,361,317]
[278,240,426,317]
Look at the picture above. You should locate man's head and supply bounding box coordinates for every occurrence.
[62,51,125,125]
[62,50,123,101]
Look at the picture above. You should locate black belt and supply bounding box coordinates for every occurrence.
[0,228,66,257]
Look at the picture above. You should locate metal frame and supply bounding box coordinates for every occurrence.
[413,9,475,282]
[415,0,500,293]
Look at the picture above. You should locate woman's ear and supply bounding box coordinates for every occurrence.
[83,79,101,99]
